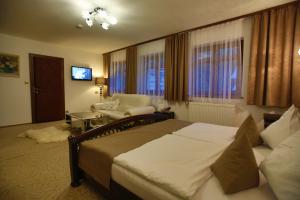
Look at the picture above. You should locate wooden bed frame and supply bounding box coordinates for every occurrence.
[68,112,281,199]
[68,113,170,199]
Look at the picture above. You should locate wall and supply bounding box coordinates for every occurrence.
[0,34,102,126]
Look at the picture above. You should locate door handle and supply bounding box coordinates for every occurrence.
[32,87,41,94]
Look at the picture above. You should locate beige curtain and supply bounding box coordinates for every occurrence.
[125,46,137,94]
[247,3,299,107]
[102,53,110,96]
[164,32,189,102]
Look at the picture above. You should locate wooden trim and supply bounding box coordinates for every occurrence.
[105,1,298,54]
[0,122,31,128]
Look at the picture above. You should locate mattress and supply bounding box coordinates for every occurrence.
[111,146,275,200]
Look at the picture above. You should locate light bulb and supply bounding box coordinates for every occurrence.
[99,9,108,18]
[82,11,90,19]
[107,16,117,25]
[86,18,93,27]
[298,48,300,56]
[101,22,109,30]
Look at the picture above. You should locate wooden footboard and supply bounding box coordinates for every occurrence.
[68,113,169,187]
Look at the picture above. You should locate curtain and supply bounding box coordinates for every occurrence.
[293,2,300,107]
[247,2,300,107]
[137,39,165,96]
[109,50,126,94]
[164,32,189,102]
[188,20,243,102]
[102,53,110,96]
[125,46,137,94]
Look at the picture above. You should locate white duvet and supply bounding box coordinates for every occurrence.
[114,134,227,199]
[173,122,238,144]
[112,122,273,200]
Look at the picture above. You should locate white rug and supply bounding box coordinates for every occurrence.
[18,126,71,143]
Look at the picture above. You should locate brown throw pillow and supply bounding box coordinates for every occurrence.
[235,115,263,147]
[211,133,259,194]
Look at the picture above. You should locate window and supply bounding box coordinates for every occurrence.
[109,50,126,94]
[137,40,165,96]
[189,38,243,100]
[137,52,164,96]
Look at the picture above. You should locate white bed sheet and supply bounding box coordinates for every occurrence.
[111,146,275,200]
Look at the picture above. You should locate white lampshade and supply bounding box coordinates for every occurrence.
[108,16,118,25]
[101,22,109,30]
[86,18,93,27]
[99,9,108,18]
[298,48,300,56]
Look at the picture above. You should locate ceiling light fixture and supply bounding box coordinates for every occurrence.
[82,7,117,30]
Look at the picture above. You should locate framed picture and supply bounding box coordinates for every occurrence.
[0,53,20,77]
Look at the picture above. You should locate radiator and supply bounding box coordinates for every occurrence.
[188,102,236,126]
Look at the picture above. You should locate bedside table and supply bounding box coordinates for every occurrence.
[154,111,175,119]
[264,113,281,128]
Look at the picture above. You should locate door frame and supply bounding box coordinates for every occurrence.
[29,53,65,123]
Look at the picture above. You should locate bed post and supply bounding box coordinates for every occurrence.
[68,135,81,187]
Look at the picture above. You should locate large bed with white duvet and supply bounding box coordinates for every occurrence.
[111,123,274,200]
[69,106,300,200]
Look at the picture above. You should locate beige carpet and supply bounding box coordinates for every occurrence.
[0,121,106,200]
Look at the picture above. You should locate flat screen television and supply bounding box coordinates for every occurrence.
[71,66,92,81]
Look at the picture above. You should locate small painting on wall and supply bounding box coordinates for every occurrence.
[0,53,20,77]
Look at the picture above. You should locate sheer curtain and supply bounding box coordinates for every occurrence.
[188,19,244,102]
[109,50,126,95]
[137,40,166,107]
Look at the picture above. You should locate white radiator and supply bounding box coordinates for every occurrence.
[188,102,236,126]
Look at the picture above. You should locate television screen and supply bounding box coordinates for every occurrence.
[71,66,92,81]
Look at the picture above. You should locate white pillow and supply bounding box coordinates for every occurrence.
[261,105,300,149]
[92,99,120,111]
[259,130,300,200]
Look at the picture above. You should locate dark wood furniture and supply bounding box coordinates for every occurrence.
[263,113,281,128]
[154,111,175,119]
[68,113,169,199]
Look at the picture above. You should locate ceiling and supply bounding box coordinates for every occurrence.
[0,0,295,54]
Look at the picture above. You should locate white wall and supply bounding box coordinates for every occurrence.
[0,34,103,126]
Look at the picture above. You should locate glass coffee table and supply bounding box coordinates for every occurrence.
[65,112,113,132]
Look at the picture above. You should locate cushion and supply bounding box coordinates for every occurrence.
[91,99,120,111]
[260,130,300,200]
[235,115,263,147]
[211,133,259,194]
[111,93,152,107]
[261,105,300,149]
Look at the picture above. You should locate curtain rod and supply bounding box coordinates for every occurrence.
[104,0,298,55]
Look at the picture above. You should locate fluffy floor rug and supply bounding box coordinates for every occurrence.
[18,126,70,143]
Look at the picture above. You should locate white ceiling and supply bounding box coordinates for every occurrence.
[0,0,295,54]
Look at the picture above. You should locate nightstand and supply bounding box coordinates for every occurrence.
[154,111,175,119]
[263,113,281,128]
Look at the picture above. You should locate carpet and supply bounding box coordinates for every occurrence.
[0,121,106,200]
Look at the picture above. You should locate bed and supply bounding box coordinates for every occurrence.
[68,113,278,200]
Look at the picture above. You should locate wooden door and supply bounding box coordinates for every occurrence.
[29,54,65,123]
